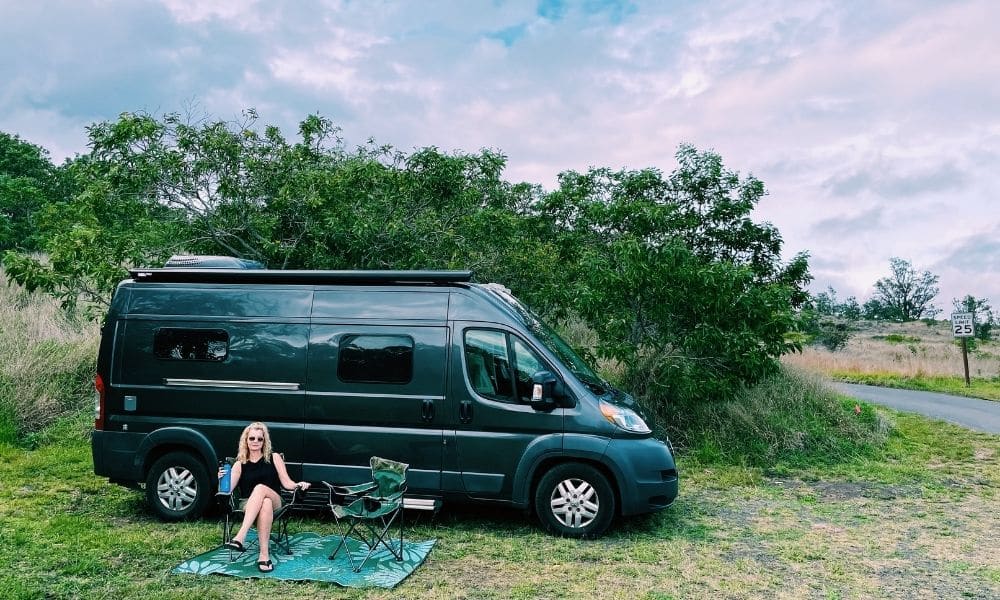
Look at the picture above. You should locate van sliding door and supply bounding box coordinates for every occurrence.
[304,320,448,491]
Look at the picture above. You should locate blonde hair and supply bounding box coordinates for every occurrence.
[236,421,273,464]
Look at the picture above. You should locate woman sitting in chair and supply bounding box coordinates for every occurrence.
[221,421,311,572]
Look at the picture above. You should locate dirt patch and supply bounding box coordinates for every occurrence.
[876,558,997,600]
[974,446,995,461]
[769,479,924,500]
[815,481,924,500]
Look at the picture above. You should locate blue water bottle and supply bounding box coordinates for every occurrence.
[219,460,232,493]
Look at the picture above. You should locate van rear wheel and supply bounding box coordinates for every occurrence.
[145,451,210,521]
[535,463,615,538]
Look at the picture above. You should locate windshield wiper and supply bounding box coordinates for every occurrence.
[578,375,609,395]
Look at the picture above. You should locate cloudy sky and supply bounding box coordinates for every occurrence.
[2,0,998,312]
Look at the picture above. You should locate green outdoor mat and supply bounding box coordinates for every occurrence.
[172,531,436,588]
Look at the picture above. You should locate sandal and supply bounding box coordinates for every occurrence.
[224,539,246,552]
[257,559,273,573]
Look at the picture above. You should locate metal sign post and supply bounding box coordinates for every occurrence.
[951,312,975,387]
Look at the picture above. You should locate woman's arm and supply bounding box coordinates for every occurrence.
[273,453,310,491]
[229,461,242,490]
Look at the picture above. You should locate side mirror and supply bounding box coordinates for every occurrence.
[530,371,568,411]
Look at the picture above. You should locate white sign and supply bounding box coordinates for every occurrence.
[951,312,975,337]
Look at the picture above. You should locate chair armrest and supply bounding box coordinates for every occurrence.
[370,482,407,503]
[360,493,405,516]
[281,485,301,505]
[323,480,377,496]
[339,481,379,496]
[322,480,379,510]
[216,491,238,512]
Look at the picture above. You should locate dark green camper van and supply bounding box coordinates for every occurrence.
[91,263,678,537]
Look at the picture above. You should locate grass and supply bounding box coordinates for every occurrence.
[1,408,997,599]
[0,269,98,444]
[784,319,1000,402]
[2,270,999,597]
[662,368,891,468]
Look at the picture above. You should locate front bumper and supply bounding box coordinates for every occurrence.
[604,437,679,516]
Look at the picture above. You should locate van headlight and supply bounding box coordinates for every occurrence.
[599,401,651,434]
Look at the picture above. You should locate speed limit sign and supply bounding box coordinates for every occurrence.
[951,312,975,337]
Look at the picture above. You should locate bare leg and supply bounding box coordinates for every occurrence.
[233,484,282,544]
[257,497,274,563]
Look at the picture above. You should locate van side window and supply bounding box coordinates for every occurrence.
[338,334,414,384]
[153,328,229,361]
[511,337,546,403]
[465,330,513,401]
[465,330,548,403]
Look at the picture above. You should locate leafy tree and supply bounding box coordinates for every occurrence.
[4,113,810,413]
[798,287,855,351]
[872,257,940,321]
[861,297,889,320]
[3,111,558,312]
[0,132,72,251]
[3,121,193,312]
[952,295,994,341]
[839,296,861,320]
[536,145,811,408]
[810,286,861,321]
[813,287,838,316]
[815,321,851,351]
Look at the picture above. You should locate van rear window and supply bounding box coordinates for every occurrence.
[337,335,414,384]
[154,328,229,361]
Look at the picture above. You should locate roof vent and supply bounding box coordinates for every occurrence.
[163,255,265,269]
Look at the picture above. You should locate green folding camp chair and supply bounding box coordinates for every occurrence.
[323,456,408,572]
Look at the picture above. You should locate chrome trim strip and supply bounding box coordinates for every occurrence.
[309,391,445,400]
[163,378,301,391]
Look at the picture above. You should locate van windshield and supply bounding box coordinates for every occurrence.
[484,284,608,394]
[532,319,609,393]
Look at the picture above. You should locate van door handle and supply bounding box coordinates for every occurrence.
[459,400,473,424]
[422,398,435,423]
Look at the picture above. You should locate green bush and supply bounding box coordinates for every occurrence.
[802,315,853,351]
[639,367,890,468]
[871,333,921,344]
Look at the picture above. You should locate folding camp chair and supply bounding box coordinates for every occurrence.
[217,463,303,560]
[323,456,408,572]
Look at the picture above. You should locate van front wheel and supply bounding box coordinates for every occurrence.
[535,463,615,538]
[145,451,210,521]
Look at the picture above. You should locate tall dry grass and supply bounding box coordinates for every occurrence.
[0,268,99,443]
[784,320,1000,379]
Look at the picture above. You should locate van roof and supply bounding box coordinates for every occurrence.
[127,268,473,285]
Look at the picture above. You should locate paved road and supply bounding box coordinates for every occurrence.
[834,383,1000,434]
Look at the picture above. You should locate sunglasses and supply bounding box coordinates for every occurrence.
[247,436,263,442]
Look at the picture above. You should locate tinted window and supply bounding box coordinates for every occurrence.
[154,328,229,361]
[338,335,414,384]
[512,337,547,403]
[464,330,513,401]
[465,329,551,403]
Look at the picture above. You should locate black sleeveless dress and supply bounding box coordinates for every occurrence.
[239,456,281,496]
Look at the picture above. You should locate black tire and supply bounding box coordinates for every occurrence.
[534,463,615,538]
[145,451,211,521]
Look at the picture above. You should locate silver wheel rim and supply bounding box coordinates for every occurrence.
[155,466,198,512]
[549,477,599,529]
